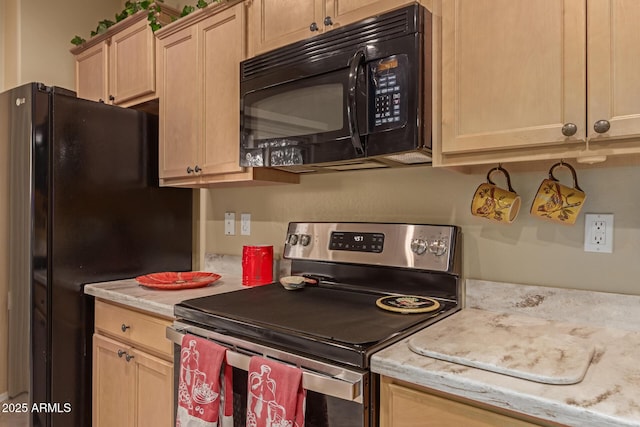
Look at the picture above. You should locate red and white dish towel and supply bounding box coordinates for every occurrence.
[176,334,233,427]
[246,356,306,427]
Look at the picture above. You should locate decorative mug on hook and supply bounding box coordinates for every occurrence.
[471,165,521,224]
[530,161,586,225]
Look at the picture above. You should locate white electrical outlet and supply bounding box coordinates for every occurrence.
[224,212,235,235]
[584,213,613,253]
[241,213,251,236]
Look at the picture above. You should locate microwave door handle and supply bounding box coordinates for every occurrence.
[347,49,366,157]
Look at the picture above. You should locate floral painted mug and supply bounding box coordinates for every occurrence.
[530,161,586,225]
[471,165,521,224]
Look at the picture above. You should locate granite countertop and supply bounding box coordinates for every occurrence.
[84,275,245,318]
[84,254,248,318]
[371,280,640,427]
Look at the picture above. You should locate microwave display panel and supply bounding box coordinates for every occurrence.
[370,54,408,132]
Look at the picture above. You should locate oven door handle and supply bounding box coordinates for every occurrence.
[167,325,364,403]
[347,48,366,157]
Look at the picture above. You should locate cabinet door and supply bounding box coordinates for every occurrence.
[110,18,156,105]
[380,378,542,427]
[93,334,135,427]
[157,25,201,181]
[75,41,109,102]
[325,0,413,29]
[200,4,246,175]
[441,0,586,154]
[588,0,640,141]
[247,0,322,56]
[133,349,174,427]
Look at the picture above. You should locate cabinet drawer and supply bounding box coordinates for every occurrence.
[95,300,173,359]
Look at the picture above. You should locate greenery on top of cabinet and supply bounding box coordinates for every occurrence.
[179,0,222,18]
[71,0,166,46]
[70,0,224,47]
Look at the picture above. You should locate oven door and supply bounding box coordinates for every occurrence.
[167,322,371,427]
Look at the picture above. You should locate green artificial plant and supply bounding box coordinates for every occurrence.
[71,0,165,46]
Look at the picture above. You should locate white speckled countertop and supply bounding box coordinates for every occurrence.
[84,254,249,318]
[371,279,640,427]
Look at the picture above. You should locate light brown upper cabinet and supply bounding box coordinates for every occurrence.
[155,1,298,187]
[435,0,640,167]
[246,0,416,56]
[587,0,640,146]
[71,6,178,108]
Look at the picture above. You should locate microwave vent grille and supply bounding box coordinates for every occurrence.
[242,5,422,80]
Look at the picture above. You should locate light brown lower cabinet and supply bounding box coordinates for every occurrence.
[379,376,563,427]
[93,300,174,427]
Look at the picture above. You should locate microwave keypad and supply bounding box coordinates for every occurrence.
[374,77,401,126]
[371,55,407,131]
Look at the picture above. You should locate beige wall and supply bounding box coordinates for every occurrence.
[0,0,4,91]
[2,0,121,90]
[204,163,640,296]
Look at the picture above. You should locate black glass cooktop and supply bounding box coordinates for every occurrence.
[175,283,458,368]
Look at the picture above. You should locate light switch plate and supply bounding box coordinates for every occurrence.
[224,212,235,235]
[584,213,613,253]
[241,213,251,236]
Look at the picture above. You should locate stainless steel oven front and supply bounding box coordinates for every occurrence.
[167,322,373,427]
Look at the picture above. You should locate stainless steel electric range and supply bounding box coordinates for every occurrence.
[168,222,462,426]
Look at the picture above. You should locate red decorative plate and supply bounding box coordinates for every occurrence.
[135,272,221,290]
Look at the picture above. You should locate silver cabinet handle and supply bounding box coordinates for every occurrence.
[121,324,130,332]
[594,119,610,134]
[561,123,577,137]
[309,22,318,32]
[125,353,135,362]
[324,16,333,26]
[117,349,126,358]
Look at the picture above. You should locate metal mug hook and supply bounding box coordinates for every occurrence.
[549,161,583,192]
[486,164,516,193]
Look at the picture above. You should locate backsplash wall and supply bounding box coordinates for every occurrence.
[203,164,640,296]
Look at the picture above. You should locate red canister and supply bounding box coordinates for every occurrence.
[241,245,273,287]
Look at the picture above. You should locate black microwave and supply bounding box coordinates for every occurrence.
[239,5,432,173]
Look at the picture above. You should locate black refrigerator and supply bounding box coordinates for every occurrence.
[0,83,193,427]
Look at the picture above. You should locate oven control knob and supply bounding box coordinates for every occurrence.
[287,234,299,245]
[299,234,311,246]
[428,239,448,256]
[410,238,428,255]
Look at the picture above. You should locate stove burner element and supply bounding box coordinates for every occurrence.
[376,295,441,314]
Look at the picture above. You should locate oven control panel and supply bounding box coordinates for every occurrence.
[284,222,459,273]
[329,231,384,253]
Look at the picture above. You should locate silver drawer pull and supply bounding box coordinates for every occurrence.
[167,325,363,402]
